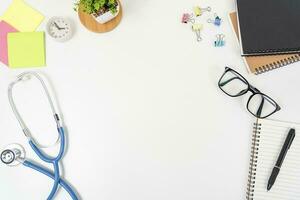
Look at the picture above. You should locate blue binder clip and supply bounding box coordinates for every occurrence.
[208,13,222,26]
[214,34,225,47]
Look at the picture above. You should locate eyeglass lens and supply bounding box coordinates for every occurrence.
[219,70,248,97]
[247,94,278,118]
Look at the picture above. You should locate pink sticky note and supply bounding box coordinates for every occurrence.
[0,21,18,66]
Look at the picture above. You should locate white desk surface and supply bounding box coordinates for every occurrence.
[1,0,300,199]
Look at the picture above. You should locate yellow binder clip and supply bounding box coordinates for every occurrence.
[192,24,203,42]
[193,6,211,17]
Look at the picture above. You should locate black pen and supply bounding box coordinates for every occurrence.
[267,128,296,191]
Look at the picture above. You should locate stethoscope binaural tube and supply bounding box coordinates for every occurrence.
[8,71,61,144]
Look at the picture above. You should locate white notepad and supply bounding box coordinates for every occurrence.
[247,119,300,200]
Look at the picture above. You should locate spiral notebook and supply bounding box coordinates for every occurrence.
[229,12,300,75]
[247,118,300,200]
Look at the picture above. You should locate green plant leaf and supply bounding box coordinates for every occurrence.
[75,0,116,14]
[109,6,116,14]
[108,0,116,6]
[94,2,100,11]
[99,0,106,7]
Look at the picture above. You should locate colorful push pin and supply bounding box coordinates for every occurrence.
[214,34,225,47]
[207,13,222,26]
[181,13,195,24]
[193,6,211,17]
[192,24,203,42]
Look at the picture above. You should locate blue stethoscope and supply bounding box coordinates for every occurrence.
[1,72,79,200]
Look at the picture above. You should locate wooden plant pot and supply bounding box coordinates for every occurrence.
[78,0,122,33]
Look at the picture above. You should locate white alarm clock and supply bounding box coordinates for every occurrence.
[46,17,73,42]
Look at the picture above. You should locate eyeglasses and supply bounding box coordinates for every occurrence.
[218,67,281,119]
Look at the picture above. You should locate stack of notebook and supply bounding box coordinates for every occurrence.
[231,0,300,75]
[0,0,45,68]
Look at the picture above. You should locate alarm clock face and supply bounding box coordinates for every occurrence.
[47,17,72,42]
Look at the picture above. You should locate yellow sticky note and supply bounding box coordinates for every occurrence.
[1,0,44,32]
[8,32,46,68]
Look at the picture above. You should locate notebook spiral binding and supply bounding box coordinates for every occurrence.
[255,54,300,75]
[246,122,262,200]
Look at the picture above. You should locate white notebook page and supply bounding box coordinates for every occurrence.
[252,119,300,200]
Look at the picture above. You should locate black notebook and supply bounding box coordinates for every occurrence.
[236,0,300,56]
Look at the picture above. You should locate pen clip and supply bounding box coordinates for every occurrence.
[287,128,296,149]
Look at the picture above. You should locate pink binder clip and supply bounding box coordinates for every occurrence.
[181,13,195,24]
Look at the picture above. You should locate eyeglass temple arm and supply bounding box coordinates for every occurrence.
[256,97,265,117]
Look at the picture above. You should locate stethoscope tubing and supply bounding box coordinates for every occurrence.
[28,127,65,163]
[29,127,65,200]
[23,160,78,200]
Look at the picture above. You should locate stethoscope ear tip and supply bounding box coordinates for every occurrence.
[1,144,26,167]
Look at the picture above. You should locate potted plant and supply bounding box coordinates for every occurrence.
[75,0,120,24]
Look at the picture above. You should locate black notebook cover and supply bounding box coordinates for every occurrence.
[237,0,300,56]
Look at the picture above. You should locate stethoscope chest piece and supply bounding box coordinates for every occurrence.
[1,144,26,166]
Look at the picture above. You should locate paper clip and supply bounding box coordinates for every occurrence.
[182,13,195,24]
[192,24,203,42]
[214,34,225,47]
[193,6,211,17]
[207,13,222,26]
